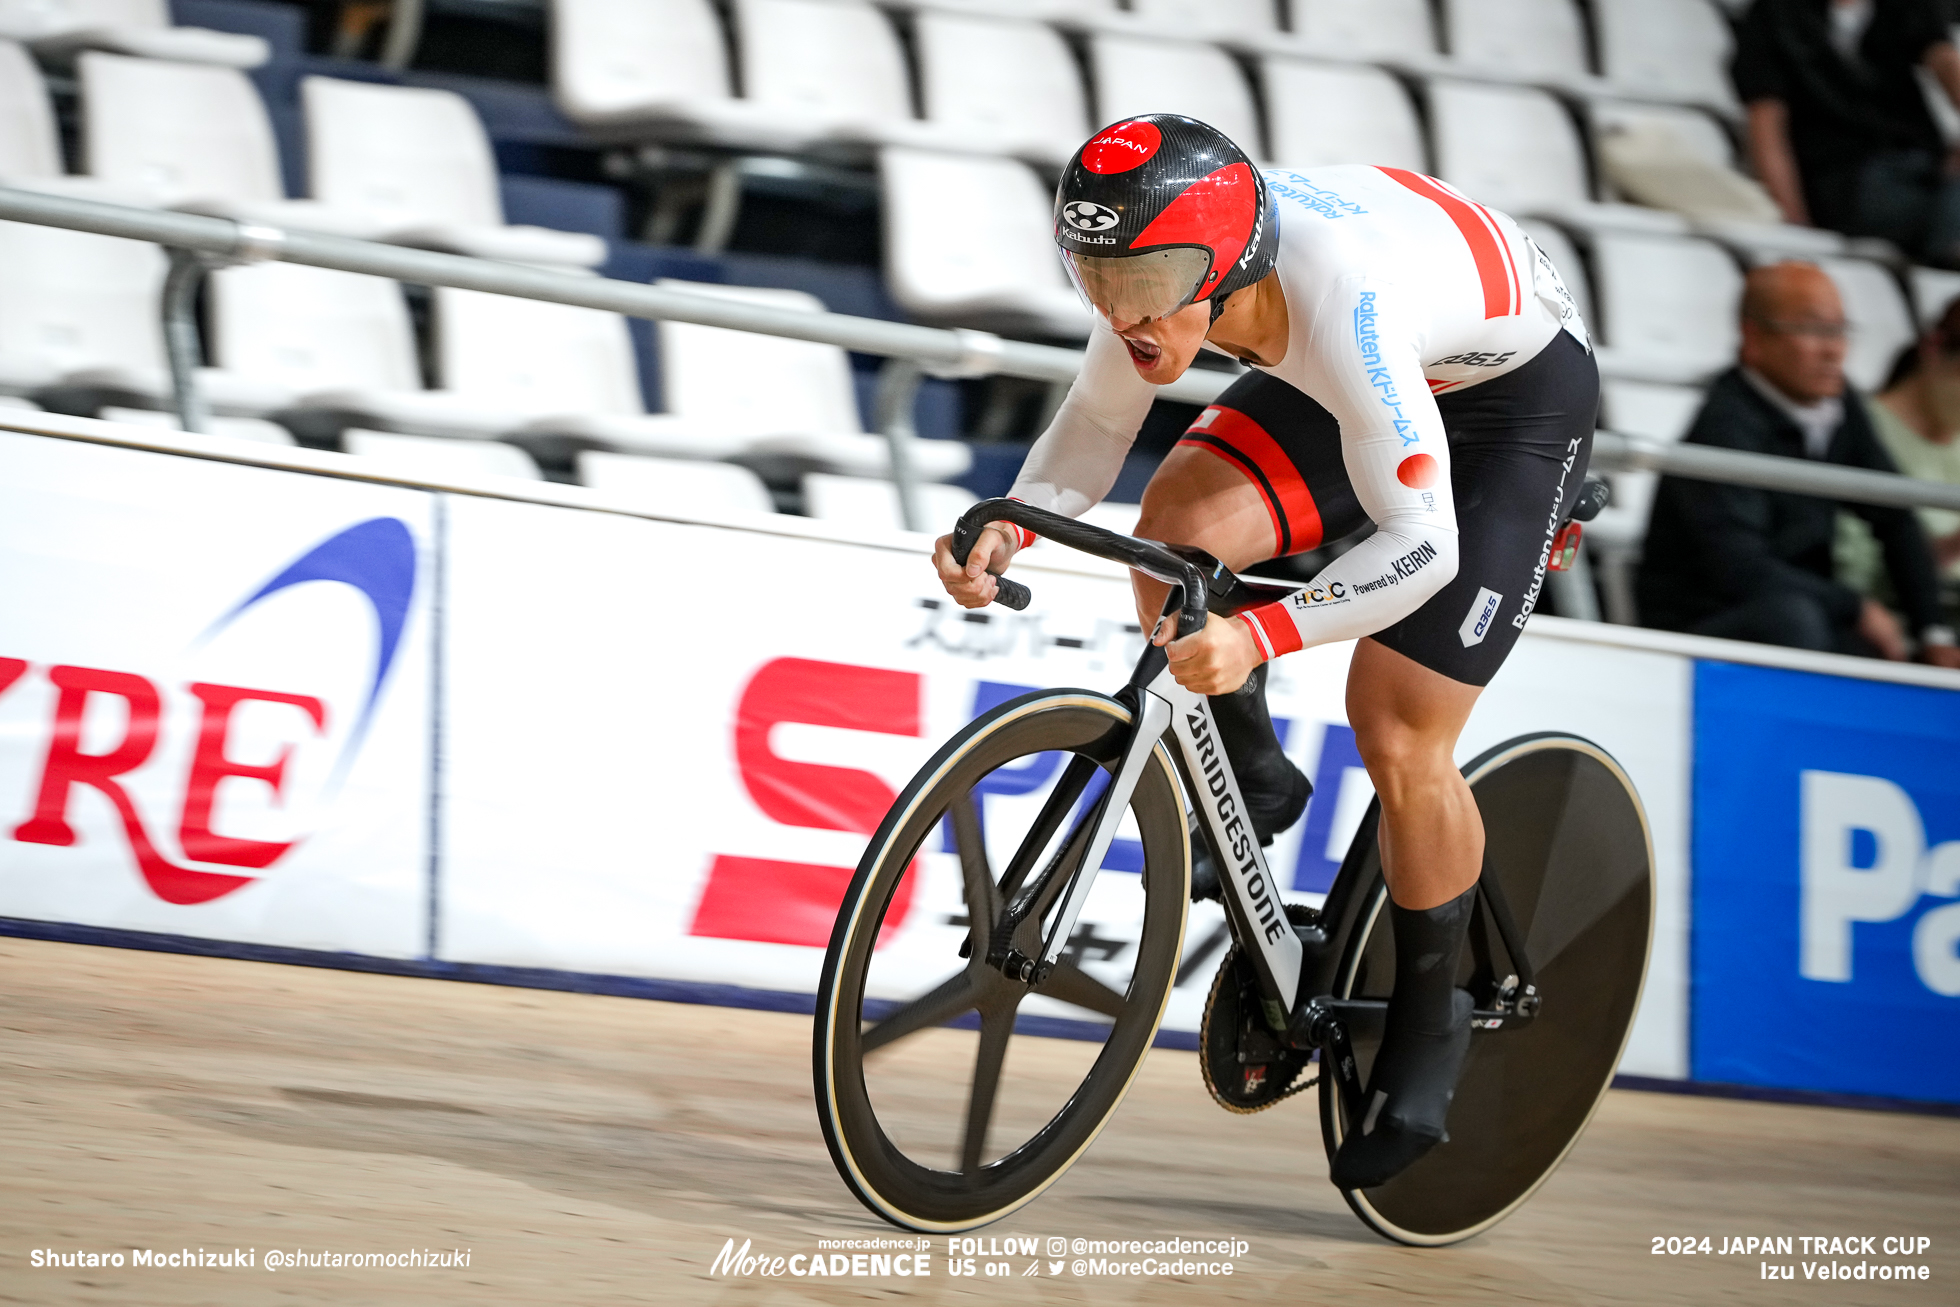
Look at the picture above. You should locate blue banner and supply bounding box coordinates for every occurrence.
[1692,661,1960,1104]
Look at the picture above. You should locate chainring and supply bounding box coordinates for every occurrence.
[1199,921,1317,1114]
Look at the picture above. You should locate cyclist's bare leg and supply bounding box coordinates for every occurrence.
[1344,637,1484,910]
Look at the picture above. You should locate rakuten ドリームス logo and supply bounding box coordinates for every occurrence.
[2,518,416,905]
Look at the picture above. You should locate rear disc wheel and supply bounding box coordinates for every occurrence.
[1319,733,1655,1245]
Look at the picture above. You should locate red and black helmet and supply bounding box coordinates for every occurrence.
[1054,114,1278,326]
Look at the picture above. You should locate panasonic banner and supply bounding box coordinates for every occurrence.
[1692,661,1960,1105]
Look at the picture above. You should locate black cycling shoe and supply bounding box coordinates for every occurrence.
[1329,987,1474,1189]
[1187,664,1312,902]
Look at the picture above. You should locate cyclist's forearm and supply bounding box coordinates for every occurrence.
[1238,521,1460,660]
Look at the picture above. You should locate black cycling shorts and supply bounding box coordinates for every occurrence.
[1175,330,1599,686]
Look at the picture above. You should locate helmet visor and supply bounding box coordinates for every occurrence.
[1061,246,1214,326]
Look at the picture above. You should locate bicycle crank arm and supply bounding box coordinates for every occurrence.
[1289,996,1541,1050]
[1293,998,1366,1124]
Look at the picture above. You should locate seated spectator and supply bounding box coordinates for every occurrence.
[1638,261,1960,667]
[1838,296,1960,599]
[1736,0,1960,265]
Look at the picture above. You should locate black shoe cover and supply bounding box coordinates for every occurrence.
[1329,885,1478,1189]
[1329,987,1473,1189]
[1189,664,1311,902]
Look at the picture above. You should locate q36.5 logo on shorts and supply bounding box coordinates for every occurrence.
[1061,201,1120,233]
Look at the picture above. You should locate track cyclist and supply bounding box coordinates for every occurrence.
[931,115,1599,1191]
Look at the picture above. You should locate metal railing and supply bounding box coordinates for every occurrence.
[6,183,1960,535]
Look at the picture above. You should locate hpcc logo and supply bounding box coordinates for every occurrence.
[1061,201,1120,233]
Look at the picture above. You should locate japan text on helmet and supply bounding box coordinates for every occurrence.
[1054,114,1279,326]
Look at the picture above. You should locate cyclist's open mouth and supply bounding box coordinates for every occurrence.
[1122,335,1163,367]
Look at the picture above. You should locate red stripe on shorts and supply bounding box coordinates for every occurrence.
[1376,167,1515,319]
[1177,406,1324,554]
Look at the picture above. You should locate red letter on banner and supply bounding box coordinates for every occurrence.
[178,683,328,869]
[691,658,922,947]
[12,666,254,905]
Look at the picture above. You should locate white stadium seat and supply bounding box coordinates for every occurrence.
[98,405,295,444]
[1819,258,1916,393]
[913,11,1090,166]
[1592,0,1739,113]
[648,281,968,480]
[208,261,422,396]
[880,148,1089,339]
[578,451,778,516]
[1427,79,1689,237]
[550,0,1013,157]
[1291,0,1437,60]
[729,0,917,150]
[343,428,544,481]
[801,472,977,533]
[0,195,286,416]
[1089,34,1263,161]
[1127,0,1277,38]
[0,211,168,394]
[1442,0,1592,84]
[0,40,60,179]
[1909,265,1960,328]
[547,0,757,138]
[0,0,267,68]
[1588,233,1744,384]
[1264,60,1425,173]
[302,285,643,442]
[76,53,385,236]
[304,77,606,266]
[81,52,283,204]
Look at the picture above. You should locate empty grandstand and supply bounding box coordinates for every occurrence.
[1,0,1957,628]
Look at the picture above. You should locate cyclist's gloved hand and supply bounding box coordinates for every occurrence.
[1161,614,1261,696]
[932,523,1019,610]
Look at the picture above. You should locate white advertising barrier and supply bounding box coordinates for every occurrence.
[0,420,1688,1078]
[0,431,433,956]
[436,493,1691,1076]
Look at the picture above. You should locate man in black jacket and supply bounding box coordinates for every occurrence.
[1639,261,1960,667]
[1735,0,1960,264]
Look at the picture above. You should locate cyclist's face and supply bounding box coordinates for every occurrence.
[1108,299,1211,382]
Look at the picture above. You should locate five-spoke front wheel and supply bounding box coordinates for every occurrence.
[813,689,1189,1231]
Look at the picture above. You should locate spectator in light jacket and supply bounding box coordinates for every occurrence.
[1638,261,1960,667]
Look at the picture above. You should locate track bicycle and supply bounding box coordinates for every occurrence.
[813,498,1654,1245]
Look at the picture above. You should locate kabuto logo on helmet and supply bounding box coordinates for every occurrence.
[1061,200,1121,233]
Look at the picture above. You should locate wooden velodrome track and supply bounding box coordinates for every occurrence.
[3,937,1953,1306]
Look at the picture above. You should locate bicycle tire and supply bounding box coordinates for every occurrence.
[1318,732,1655,1245]
[814,688,1189,1232]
